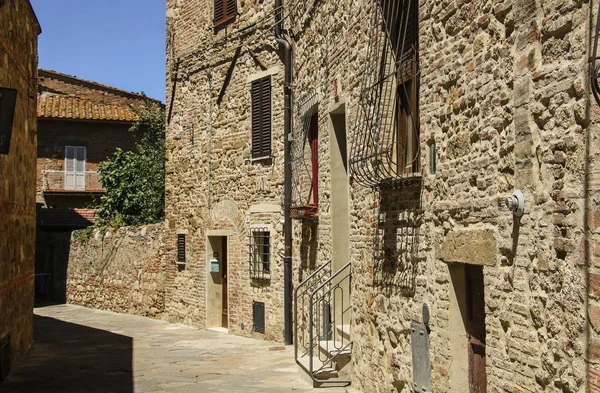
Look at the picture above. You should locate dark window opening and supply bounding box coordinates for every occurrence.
[309,113,318,206]
[177,234,186,264]
[251,76,272,160]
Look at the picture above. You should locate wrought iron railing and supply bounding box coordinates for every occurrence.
[42,170,104,192]
[295,260,332,361]
[295,261,352,384]
[350,0,421,189]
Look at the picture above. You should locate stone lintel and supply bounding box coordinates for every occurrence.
[438,228,498,266]
[248,204,280,213]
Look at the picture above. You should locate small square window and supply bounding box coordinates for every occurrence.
[249,228,270,279]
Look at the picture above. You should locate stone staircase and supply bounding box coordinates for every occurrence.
[294,262,352,387]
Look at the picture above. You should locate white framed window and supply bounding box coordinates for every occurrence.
[64,146,86,190]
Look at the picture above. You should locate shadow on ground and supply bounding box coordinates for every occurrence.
[1,314,133,393]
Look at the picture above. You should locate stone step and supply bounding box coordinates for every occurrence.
[336,324,351,341]
[297,355,339,387]
[318,340,352,357]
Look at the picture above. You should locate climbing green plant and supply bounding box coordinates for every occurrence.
[98,104,165,226]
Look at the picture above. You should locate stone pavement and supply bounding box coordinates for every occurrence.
[1,304,349,393]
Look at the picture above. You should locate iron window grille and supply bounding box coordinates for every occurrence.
[349,0,421,190]
[177,234,186,265]
[251,76,272,160]
[248,228,270,279]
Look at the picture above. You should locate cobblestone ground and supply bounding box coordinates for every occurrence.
[1,305,348,393]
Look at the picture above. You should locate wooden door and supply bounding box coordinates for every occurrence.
[466,265,486,393]
[221,237,228,328]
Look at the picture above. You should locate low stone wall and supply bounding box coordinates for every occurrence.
[67,224,165,318]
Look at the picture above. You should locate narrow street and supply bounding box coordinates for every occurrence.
[2,305,346,393]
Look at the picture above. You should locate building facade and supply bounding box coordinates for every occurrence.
[164,0,287,340]
[0,0,40,382]
[35,70,156,302]
[168,0,600,391]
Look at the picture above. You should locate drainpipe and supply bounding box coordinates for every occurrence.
[275,0,293,346]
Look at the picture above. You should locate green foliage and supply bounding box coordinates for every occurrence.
[73,226,94,243]
[98,104,165,226]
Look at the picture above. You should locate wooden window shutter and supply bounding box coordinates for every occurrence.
[214,0,236,26]
[251,76,271,159]
[177,234,186,263]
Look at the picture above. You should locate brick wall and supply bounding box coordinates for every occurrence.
[0,0,40,372]
[38,69,152,108]
[36,118,137,206]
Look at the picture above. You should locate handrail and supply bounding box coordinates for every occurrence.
[306,261,352,385]
[294,260,331,363]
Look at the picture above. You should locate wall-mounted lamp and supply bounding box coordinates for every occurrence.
[506,190,525,217]
[0,88,18,155]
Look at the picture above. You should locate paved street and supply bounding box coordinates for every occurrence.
[1,305,348,393]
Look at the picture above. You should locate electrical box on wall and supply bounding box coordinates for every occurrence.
[209,258,220,273]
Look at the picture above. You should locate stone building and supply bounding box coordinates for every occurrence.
[165,0,287,340]
[0,0,40,382]
[167,0,600,391]
[35,70,157,302]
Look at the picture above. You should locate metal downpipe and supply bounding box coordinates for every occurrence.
[275,0,293,346]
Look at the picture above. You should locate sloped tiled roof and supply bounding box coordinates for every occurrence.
[37,93,138,122]
[38,68,157,101]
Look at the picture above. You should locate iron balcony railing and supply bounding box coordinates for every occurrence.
[42,170,105,192]
[295,261,352,385]
[349,0,421,189]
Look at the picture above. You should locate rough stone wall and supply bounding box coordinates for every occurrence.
[66,224,165,318]
[290,0,595,392]
[0,0,40,369]
[165,0,287,341]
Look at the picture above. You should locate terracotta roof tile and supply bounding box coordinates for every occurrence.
[37,93,138,122]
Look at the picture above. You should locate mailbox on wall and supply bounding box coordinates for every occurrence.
[209,257,220,273]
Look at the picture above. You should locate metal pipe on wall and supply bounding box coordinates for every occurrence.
[275,0,293,346]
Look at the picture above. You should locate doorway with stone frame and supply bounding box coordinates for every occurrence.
[207,234,229,330]
[448,263,487,393]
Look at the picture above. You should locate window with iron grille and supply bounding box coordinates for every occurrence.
[388,0,420,175]
[251,76,271,159]
[349,0,421,188]
[248,228,270,279]
[214,0,236,27]
[177,234,186,264]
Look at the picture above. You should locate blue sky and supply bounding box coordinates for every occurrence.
[30,0,166,102]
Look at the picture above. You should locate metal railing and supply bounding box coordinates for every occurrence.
[42,170,104,192]
[294,261,352,384]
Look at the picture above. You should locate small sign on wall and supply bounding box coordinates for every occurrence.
[0,88,17,155]
[209,258,220,273]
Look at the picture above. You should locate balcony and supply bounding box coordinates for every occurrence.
[42,170,105,193]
